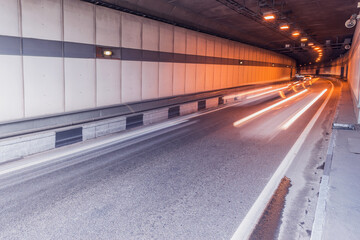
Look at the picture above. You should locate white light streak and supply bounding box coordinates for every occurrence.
[281,89,328,130]
[223,86,273,100]
[246,86,289,99]
[233,89,308,127]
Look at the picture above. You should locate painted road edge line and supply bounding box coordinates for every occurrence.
[231,80,335,240]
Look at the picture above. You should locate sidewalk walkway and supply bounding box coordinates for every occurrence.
[312,81,360,240]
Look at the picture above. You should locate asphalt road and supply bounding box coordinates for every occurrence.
[0,79,337,240]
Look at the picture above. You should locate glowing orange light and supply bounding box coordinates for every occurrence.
[292,31,300,36]
[280,24,289,30]
[301,37,308,42]
[264,13,275,20]
[308,43,314,46]
[314,47,320,50]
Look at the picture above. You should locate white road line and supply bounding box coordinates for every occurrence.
[231,80,335,240]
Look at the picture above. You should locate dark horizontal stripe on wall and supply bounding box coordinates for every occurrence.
[0,35,21,55]
[64,42,96,58]
[23,38,62,57]
[0,34,293,68]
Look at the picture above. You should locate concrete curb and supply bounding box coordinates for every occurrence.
[310,130,336,240]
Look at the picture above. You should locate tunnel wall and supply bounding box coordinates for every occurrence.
[300,57,347,76]
[300,25,360,123]
[346,22,360,123]
[0,0,295,124]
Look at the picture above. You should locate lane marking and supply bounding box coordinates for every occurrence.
[281,89,328,130]
[231,80,335,240]
[233,89,308,127]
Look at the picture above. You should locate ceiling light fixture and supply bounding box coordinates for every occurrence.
[292,31,300,37]
[263,12,275,20]
[308,42,314,46]
[280,23,289,30]
[300,37,308,42]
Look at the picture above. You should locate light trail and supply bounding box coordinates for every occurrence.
[246,86,289,99]
[223,86,273,100]
[233,89,308,127]
[281,89,328,130]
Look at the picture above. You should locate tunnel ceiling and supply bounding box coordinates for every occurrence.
[83,0,359,65]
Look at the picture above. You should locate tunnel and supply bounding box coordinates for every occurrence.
[0,0,359,239]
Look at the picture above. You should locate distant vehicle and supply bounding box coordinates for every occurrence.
[295,74,304,79]
[304,75,312,80]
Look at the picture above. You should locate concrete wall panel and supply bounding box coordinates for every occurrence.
[185,64,196,93]
[159,62,173,97]
[65,58,96,111]
[0,56,23,122]
[142,62,159,100]
[24,56,64,117]
[22,0,62,41]
[159,23,173,52]
[0,0,19,36]
[64,0,95,44]
[214,40,222,57]
[186,31,197,55]
[214,65,221,89]
[121,61,142,102]
[96,59,121,107]
[205,65,214,91]
[142,19,159,51]
[174,27,186,54]
[221,65,228,88]
[197,35,206,56]
[173,63,185,95]
[96,7,120,47]
[196,64,206,92]
[206,38,215,57]
[121,13,142,49]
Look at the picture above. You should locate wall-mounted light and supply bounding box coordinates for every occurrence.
[272,63,275,67]
[314,47,320,50]
[308,42,314,46]
[292,31,300,37]
[103,50,113,56]
[300,37,308,42]
[263,12,275,20]
[239,61,243,65]
[280,23,289,30]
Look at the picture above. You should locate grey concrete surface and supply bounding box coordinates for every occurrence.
[319,82,360,240]
[0,80,332,240]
